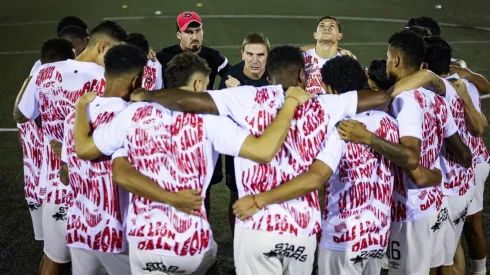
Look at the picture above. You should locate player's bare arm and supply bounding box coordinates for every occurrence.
[13,76,33,123]
[73,92,101,160]
[356,89,391,113]
[449,78,488,136]
[112,157,203,215]
[451,64,490,95]
[59,163,69,186]
[389,69,446,97]
[444,133,472,168]
[49,140,62,158]
[238,87,313,164]
[131,88,219,115]
[233,160,333,220]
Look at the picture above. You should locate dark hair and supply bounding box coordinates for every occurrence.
[165,52,211,88]
[57,16,87,35]
[406,17,441,36]
[127,33,150,55]
[388,30,426,70]
[317,16,341,32]
[40,38,75,64]
[242,33,270,52]
[57,25,89,40]
[89,20,128,43]
[424,36,452,75]
[321,56,367,93]
[103,44,147,78]
[405,25,433,37]
[368,60,395,91]
[266,45,304,77]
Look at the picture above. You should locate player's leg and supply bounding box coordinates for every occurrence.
[27,202,44,240]
[281,234,316,275]
[97,250,131,275]
[452,239,465,275]
[194,241,219,275]
[430,204,449,274]
[317,247,361,275]
[41,203,71,275]
[71,247,104,275]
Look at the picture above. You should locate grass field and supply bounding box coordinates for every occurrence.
[1,0,490,274]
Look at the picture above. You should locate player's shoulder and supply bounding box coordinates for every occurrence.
[156,45,181,64]
[303,48,315,56]
[200,45,224,57]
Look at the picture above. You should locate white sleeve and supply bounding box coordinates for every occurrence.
[204,115,250,157]
[318,91,358,125]
[29,60,41,77]
[112,148,128,160]
[18,74,40,120]
[392,94,423,140]
[464,80,482,112]
[315,129,345,172]
[154,62,163,90]
[206,86,256,119]
[92,107,132,156]
[444,105,458,138]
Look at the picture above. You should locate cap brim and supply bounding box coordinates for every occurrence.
[179,20,202,31]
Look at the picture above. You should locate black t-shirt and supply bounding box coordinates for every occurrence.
[218,61,269,89]
[156,45,230,89]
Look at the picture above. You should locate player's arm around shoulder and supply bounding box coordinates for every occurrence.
[73,92,101,160]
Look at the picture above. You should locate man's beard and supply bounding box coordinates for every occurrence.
[189,44,201,52]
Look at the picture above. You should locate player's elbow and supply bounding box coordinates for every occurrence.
[459,147,472,169]
[60,163,69,186]
[404,155,420,171]
[467,123,486,137]
[111,159,127,188]
[13,109,28,124]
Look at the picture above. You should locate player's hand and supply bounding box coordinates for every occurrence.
[169,189,203,216]
[233,195,259,220]
[337,119,373,145]
[449,65,471,79]
[448,79,470,100]
[225,76,241,88]
[286,86,314,106]
[76,92,97,107]
[50,140,63,158]
[338,47,357,60]
[130,88,150,102]
[148,48,157,62]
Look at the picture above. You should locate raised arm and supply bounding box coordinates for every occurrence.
[389,69,447,97]
[13,76,33,123]
[73,92,101,160]
[450,65,490,95]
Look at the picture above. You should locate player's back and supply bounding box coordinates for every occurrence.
[302,49,341,94]
[321,110,398,252]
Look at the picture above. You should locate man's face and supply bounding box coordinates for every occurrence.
[314,19,342,43]
[178,25,203,52]
[386,46,399,82]
[241,44,268,75]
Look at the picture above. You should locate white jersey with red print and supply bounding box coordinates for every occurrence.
[18,59,106,207]
[303,49,342,94]
[92,102,250,256]
[390,88,458,222]
[142,60,163,91]
[29,60,42,76]
[61,96,129,253]
[207,85,358,237]
[18,120,44,204]
[320,111,398,252]
[440,77,475,197]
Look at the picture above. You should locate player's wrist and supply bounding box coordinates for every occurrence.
[285,96,300,108]
[253,194,264,210]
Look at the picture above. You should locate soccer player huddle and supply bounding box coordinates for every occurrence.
[12,11,490,275]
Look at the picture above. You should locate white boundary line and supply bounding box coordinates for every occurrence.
[2,40,490,56]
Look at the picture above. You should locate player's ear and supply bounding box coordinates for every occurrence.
[394,54,401,68]
[420,62,428,70]
[176,31,181,40]
[193,79,200,92]
[131,75,140,89]
[241,49,245,61]
[313,32,318,40]
[298,68,306,85]
[266,76,272,85]
[338,32,343,41]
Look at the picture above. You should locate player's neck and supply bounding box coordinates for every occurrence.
[102,80,131,101]
[243,67,264,80]
[271,75,297,91]
[397,67,419,81]
[76,49,101,66]
[315,41,338,59]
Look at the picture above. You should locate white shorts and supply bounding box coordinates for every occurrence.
[388,207,448,275]
[318,247,385,275]
[42,203,71,263]
[27,201,43,240]
[234,224,316,275]
[467,162,490,215]
[71,247,131,275]
[129,241,217,275]
[443,191,473,266]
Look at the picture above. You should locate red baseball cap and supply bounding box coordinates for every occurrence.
[177,11,203,32]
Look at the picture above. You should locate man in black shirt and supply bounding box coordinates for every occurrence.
[156,11,231,219]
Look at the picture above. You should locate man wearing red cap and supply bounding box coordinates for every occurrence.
[156,11,231,220]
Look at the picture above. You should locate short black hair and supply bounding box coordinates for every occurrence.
[317,16,341,32]
[424,36,452,75]
[406,17,441,36]
[368,59,395,91]
[40,38,75,64]
[127,33,149,55]
[165,52,211,88]
[57,16,87,35]
[57,25,89,40]
[321,56,367,94]
[89,20,128,43]
[266,45,304,77]
[104,44,147,78]
[405,25,433,37]
[388,30,426,70]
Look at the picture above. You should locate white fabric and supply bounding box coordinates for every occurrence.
[319,111,398,252]
[18,120,44,204]
[29,59,42,77]
[71,247,131,275]
[234,224,316,275]
[468,162,490,215]
[303,49,342,94]
[318,247,385,275]
[28,202,44,240]
[143,60,163,91]
[43,203,71,263]
[207,85,358,237]
[129,240,217,275]
[18,59,106,206]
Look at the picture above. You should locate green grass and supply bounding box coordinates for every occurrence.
[1,0,490,274]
